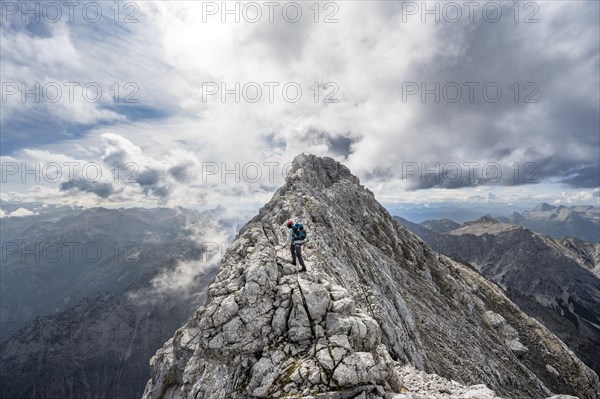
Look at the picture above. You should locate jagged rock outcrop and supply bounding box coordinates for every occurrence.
[142,154,599,399]
[559,237,600,278]
[394,365,502,398]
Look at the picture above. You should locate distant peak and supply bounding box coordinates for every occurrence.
[474,215,500,224]
[287,154,359,188]
[533,203,555,212]
[452,216,519,237]
[460,215,501,228]
[81,207,113,215]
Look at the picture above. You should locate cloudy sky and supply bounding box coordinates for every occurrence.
[1,0,598,217]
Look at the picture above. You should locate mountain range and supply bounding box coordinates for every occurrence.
[395,215,600,376]
[0,206,244,398]
[1,207,218,332]
[141,154,599,399]
[497,203,599,243]
[2,156,598,399]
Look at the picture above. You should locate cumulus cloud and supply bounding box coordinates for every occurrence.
[558,188,600,205]
[128,207,243,302]
[0,207,38,218]
[60,179,116,198]
[1,1,598,208]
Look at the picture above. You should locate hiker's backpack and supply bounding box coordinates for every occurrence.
[293,223,307,241]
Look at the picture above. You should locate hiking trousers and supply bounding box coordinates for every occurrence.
[290,243,306,269]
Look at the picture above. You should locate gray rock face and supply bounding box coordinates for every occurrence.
[483,311,529,358]
[559,236,600,278]
[398,215,600,376]
[394,365,503,399]
[142,154,599,399]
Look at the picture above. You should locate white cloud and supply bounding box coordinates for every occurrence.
[128,207,240,302]
[0,207,38,218]
[2,1,598,208]
[558,189,600,205]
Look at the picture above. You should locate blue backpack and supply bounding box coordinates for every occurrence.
[293,223,307,241]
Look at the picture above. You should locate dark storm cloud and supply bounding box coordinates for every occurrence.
[558,164,600,189]
[137,170,161,186]
[60,179,116,198]
[3,0,597,209]
[96,134,200,200]
[169,165,190,182]
[295,129,355,159]
[383,1,599,190]
[135,169,172,197]
[329,135,354,158]
[401,156,598,191]
[129,169,171,198]
[169,156,200,183]
[364,167,395,182]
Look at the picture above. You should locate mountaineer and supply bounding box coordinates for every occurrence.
[284,219,307,272]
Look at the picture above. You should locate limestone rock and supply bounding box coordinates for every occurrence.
[142,155,599,399]
[398,213,600,376]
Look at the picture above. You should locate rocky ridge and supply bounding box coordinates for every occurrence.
[142,154,599,399]
[396,215,600,376]
[559,237,600,278]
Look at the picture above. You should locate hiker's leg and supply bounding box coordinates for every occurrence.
[290,243,297,265]
[295,244,306,269]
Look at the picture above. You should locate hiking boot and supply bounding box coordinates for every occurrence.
[291,261,297,266]
[299,267,307,272]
